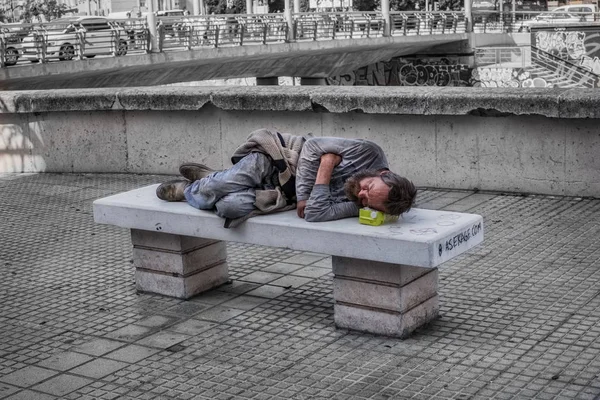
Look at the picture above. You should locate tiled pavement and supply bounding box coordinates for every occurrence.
[1,173,600,400]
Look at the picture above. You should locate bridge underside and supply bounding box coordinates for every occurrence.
[0,34,468,90]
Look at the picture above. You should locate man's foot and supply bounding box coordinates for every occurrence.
[156,179,189,202]
[179,163,215,181]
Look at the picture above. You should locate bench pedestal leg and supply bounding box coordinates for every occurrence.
[130,229,229,299]
[332,256,439,338]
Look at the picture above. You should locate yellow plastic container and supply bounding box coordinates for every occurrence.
[359,208,399,226]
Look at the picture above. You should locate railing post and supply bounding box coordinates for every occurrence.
[239,24,244,46]
[332,17,336,39]
[284,0,293,41]
[214,25,219,48]
[157,23,165,52]
[262,23,267,44]
[77,29,85,60]
[381,0,391,37]
[0,38,6,67]
[111,29,117,56]
[146,4,159,52]
[464,0,472,32]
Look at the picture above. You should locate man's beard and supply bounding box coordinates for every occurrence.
[343,170,381,206]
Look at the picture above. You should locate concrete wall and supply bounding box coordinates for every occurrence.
[1,86,599,197]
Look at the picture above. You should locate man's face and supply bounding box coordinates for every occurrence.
[356,176,390,212]
[344,171,390,212]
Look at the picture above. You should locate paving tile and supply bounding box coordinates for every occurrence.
[245,285,290,299]
[0,381,19,398]
[135,315,178,328]
[190,290,239,305]
[269,275,314,288]
[70,338,125,357]
[262,262,305,274]
[290,266,331,278]
[31,374,92,397]
[167,319,218,335]
[0,366,58,387]
[135,331,191,349]
[194,305,247,322]
[68,358,129,379]
[104,325,153,341]
[283,254,328,265]
[104,344,161,363]
[220,295,271,311]
[165,301,212,316]
[4,390,58,400]
[216,280,261,294]
[36,352,94,372]
[238,271,283,284]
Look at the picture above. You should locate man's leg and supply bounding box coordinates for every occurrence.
[184,152,275,211]
[213,189,257,219]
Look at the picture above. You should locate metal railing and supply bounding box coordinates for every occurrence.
[390,11,467,35]
[1,11,468,67]
[474,46,531,67]
[472,10,600,33]
[4,10,600,67]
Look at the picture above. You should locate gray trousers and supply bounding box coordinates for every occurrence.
[183,152,276,219]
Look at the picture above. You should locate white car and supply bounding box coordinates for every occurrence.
[520,5,597,30]
[21,16,128,62]
[1,23,31,66]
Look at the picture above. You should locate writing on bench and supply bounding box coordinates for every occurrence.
[441,221,482,255]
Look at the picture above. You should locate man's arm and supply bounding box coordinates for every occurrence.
[297,153,339,218]
[302,153,359,222]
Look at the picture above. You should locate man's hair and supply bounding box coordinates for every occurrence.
[344,170,417,216]
[380,172,417,216]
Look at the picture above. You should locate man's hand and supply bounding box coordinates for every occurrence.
[297,200,307,218]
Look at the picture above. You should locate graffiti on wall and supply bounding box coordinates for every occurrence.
[327,57,472,87]
[470,68,553,88]
[534,28,600,80]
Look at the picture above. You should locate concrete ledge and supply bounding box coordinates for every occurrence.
[2,86,600,196]
[1,86,599,118]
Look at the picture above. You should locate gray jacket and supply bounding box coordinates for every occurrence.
[296,137,389,222]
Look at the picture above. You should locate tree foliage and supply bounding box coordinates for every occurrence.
[20,0,69,22]
[205,0,247,13]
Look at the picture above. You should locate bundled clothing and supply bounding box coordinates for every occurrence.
[184,128,306,228]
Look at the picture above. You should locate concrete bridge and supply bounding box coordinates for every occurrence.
[0,12,474,90]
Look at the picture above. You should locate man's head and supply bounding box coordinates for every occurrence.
[344,170,417,215]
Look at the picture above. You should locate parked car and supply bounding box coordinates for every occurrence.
[21,16,128,62]
[1,23,32,66]
[521,9,591,30]
[550,4,597,18]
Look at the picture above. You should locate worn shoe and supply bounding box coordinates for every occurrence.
[179,163,215,181]
[156,179,190,202]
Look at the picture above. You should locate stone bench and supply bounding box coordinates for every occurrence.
[93,184,484,338]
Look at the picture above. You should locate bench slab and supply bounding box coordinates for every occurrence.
[93,184,484,338]
[93,185,484,268]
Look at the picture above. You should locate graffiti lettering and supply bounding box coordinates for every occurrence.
[327,57,471,87]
